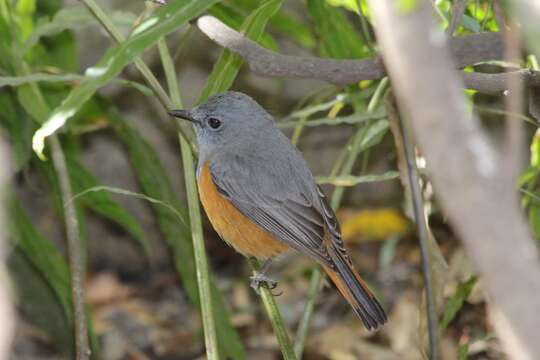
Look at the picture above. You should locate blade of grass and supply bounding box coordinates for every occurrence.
[65,155,151,257]
[198,0,283,103]
[278,110,386,128]
[315,171,400,186]
[158,38,219,360]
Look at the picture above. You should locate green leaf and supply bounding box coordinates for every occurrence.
[307,0,365,59]
[440,276,477,331]
[198,0,283,103]
[8,249,74,355]
[32,0,219,158]
[209,4,279,51]
[65,154,151,256]
[9,201,73,320]
[9,200,99,357]
[0,72,153,96]
[359,118,390,150]
[278,110,386,128]
[0,91,36,170]
[316,171,400,186]
[461,14,481,33]
[226,0,315,48]
[396,0,419,14]
[22,6,137,55]
[108,108,246,359]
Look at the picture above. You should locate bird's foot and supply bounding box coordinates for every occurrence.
[250,273,281,296]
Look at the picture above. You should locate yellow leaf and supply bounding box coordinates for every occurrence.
[340,208,410,242]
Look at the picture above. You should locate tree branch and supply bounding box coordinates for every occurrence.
[196,15,540,94]
[0,139,14,358]
[365,1,540,358]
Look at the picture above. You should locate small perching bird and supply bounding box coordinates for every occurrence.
[169,91,387,330]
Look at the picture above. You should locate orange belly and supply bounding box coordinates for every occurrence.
[197,162,289,259]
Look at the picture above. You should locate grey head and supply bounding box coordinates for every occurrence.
[169,91,278,164]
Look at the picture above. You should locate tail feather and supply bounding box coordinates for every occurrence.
[324,245,387,330]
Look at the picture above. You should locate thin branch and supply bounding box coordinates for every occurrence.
[50,136,90,360]
[0,139,14,358]
[386,96,439,359]
[366,1,540,358]
[194,15,540,94]
[447,0,467,36]
[503,26,524,184]
[462,69,540,94]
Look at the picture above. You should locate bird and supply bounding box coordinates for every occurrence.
[169,91,387,330]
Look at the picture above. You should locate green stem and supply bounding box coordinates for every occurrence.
[293,268,323,359]
[158,38,220,360]
[18,63,91,360]
[248,258,297,360]
[50,136,90,360]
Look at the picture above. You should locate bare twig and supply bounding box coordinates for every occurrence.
[447,0,467,36]
[503,26,524,184]
[386,96,439,359]
[0,138,14,358]
[366,1,540,358]
[50,135,89,360]
[195,15,540,94]
[462,69,540,94]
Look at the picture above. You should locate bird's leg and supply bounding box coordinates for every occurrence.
[250,258,279,294]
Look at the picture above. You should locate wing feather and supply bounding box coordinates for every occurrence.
[208,153,331,265]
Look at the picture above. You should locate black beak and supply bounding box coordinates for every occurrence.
[168,109,196,123]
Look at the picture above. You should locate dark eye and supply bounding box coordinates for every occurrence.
[207,117,222,129]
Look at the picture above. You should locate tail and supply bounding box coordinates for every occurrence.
[323,245,387,330]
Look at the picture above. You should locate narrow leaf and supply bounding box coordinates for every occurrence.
[66,155,151,256]
[22,6,137,55]
[440,276,477,331]
[9,201,72,320]
[198,0,283,103]
[0,73,153,95]
[316,171,400,186]
[306,0,366,59]
[32,0,219,157]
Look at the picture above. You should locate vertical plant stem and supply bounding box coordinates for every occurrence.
[293,268,322,359]
[50,135,90,360]
[247,258,297,360]
[158,38,219,360]
[294,78,389,357]
[18,60,91,360]
[396,108,439,360]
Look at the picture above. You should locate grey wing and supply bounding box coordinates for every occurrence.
[209,152,334,266]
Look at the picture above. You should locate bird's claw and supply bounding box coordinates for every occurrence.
[250,273,281,295]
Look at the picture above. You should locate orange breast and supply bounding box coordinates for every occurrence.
[197,162,289,259]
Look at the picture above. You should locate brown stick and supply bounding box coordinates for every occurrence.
[366,1,540,358]
[0,139,14,358]
[196,15,540,93]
